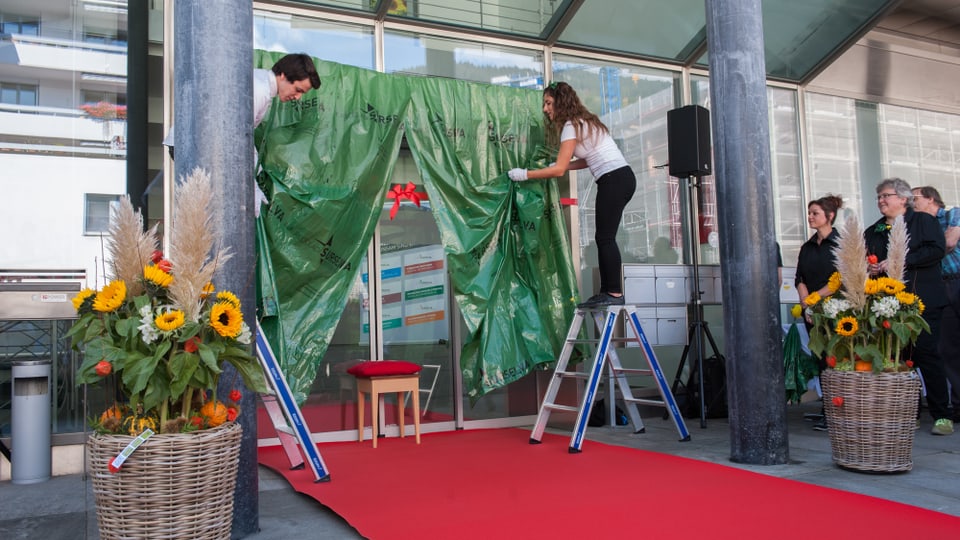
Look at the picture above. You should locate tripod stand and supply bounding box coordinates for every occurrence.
[670,175,724,428]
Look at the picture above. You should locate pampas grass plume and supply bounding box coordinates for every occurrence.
[886,215,909,283]
[107,196,159,297]
[833,215,868,310]
[167,167,233,322]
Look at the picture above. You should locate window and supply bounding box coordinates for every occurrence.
[0,83,38,106]
[84,194,120,235]
[82,90,127,107]
[0,18,39,36]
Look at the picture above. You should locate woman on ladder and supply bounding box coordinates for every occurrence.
[508,82,637,308]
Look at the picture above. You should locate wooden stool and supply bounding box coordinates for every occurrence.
[347,360,422,448]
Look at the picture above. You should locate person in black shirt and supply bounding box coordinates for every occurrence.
[865,178,951,436]
[796,195,843,430]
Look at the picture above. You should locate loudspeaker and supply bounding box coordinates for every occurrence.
[667,105,712,178]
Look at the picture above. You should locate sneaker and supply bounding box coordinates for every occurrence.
[931,418,954,436]
[577,293,625,309]
[812,418,828,431]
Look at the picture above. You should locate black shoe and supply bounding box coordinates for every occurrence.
[812,418,828,431]
[577,293,625,309]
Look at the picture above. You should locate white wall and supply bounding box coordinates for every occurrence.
[0,153,125,289]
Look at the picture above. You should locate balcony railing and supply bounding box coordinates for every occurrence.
[0,103,126,157]
[2,33,126,79]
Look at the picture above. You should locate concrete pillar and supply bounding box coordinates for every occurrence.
[173,1,258,536]
[705,0,789,465]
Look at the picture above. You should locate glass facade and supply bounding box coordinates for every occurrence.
[2,0,958,442]
[0,0,127,439]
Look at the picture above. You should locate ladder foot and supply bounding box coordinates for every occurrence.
[290,463,305,470]
[679,435,691,442]
[634,428,645,434]
[529,438,542,445]
[315,474,332,483]
[568,446,582,454]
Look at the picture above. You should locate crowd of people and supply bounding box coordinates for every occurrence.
[796,180,959,436]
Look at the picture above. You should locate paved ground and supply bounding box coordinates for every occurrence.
[1,399,957,539]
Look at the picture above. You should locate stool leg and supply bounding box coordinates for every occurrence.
[356,388,364,443]
[371,388,379,449]
[398,391,405,439]
[412,385,421,444]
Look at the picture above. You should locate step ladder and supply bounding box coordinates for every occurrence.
[530,305,690,453]
[255,322,330,482]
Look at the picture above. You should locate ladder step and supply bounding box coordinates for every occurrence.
[621,396,668,407]
[555,370,589,379]
[543,403,581,413]
[612,367,652,376]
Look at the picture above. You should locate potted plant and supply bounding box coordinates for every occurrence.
[805,214,925,472]
[68,167,268,539]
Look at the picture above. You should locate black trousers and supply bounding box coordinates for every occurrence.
[594,166,636,295]
[914,305,949,420]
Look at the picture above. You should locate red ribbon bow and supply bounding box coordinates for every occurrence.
[387,182,422,220]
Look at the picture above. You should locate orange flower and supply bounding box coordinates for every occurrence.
[229,389,242,402]
[832,396,844,407]
[867,254,878,264]
[906,360,914,368]
[95,360,112,377]
[226,406,239,422]
[826,356,836,368]
[882,320,891,329]
[184,337,200,353]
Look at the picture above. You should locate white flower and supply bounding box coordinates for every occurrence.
[822,298,852,319]
[871,295,900,318]
[138,304,159,345]
[237,322,252,345]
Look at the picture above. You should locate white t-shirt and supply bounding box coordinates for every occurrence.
[560,120,628,179]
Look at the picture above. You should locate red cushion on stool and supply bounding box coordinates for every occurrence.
[347,360,422,378]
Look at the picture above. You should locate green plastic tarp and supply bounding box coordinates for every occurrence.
[254,52,578,404]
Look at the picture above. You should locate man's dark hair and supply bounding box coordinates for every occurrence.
[272,53,321,89]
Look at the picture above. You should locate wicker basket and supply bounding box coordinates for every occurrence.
[87,421,242,539]
[821,369,920,473]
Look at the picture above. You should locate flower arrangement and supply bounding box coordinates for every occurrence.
[68,167,268,435]
[806,214,927,372]
[80,101,127,120]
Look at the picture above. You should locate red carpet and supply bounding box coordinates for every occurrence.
[258,428,960,539]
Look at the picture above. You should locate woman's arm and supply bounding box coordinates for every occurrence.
[512,139,579,180]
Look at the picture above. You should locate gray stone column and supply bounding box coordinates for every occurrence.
[705,0,789,465]
[173,1,258,535]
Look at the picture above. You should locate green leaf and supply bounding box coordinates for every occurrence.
[168,352,199,399]
[225,356,270,394]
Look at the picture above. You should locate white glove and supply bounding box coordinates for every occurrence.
[508,168,528,182]
[255,184,268,218]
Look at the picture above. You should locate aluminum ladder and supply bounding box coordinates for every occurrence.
[529,304,691,453]
[256,322,330,482]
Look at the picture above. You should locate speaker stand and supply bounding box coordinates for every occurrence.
[669,175,724,428]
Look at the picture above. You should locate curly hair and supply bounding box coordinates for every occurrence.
[543,82,608,147]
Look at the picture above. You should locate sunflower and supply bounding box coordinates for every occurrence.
[827,272,841,294]
[72,288,95,310]
[878,277,905,295]
[155,310,185,332]
[895,291,916,305]
[864,279,880,295]
[835,316,858,337]
[93,280,126,312]
[210,301,243,338]
[216,291,241,309]
[804,291,821,306]
[201,282,215,298]
[143,264,173,288]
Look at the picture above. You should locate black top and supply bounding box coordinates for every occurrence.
[795,229,840,293]
[863,208,946,309]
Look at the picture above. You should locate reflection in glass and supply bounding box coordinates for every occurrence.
[385,30,542,85]
[254,10,375,70]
